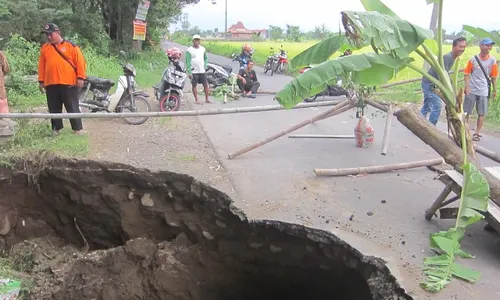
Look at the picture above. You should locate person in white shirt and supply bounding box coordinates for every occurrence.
[185,34,211,104]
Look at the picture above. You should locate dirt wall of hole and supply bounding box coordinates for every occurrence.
[0,156,413,300]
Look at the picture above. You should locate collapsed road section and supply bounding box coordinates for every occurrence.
[0,154,412,300]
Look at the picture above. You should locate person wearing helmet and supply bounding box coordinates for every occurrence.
[238,43,254,69]
[186,34,211,104]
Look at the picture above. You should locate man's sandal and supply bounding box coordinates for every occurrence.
[473,133,481,141]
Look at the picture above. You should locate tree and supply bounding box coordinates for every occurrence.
[285,24,301,42]
[268,25,283,41]
[0,0,199,50]
[313,23,331,40]
[275,0,492,293]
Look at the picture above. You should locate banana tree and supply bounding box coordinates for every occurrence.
[275,0,491,293]
[462,25,500,46]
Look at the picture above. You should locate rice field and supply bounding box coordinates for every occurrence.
[200,40,500,82]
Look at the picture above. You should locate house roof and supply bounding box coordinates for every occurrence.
[227,21,247,32]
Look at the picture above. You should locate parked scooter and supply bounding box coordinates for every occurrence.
[298,49,352,102]
[274,46,288,74]
[152,48,188,111]
[298,66,348,102]
[264,46,288,75]
[263,47,279,76]
[78,50,151,125]
[206,44,253,88]
[205,62,232,88]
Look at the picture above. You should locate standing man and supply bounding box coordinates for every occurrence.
[236,60,260,98]
[464,38,498,141]
[420,37,467,125]
[38,23,86,135]
[186,34,211,104]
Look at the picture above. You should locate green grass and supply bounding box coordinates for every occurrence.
[0,120,89,165]
[194,40,500,82]
[2,39,169,162]
[196,39,500,129]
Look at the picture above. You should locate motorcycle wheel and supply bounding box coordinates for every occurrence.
[279,62,288,74]
[270,61,276,76]
[159,93,181,112]
[303,94,318,102]
[120,95,151,125]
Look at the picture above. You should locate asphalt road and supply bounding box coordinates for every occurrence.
[168,41,500,299]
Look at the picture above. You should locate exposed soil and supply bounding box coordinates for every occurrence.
[85,89,234,195]
[0,155,412,300]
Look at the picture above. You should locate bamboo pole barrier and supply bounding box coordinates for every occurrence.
[288,134,355,139]
[364,99,391,113]
[313,158,444,177]
[0,100,342,120]
[474,145,500,164]
[380,104,394,155]
[227,100,356,159]
[379,68,467,89]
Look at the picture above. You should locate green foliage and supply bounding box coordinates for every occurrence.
[421,162,489,292]
[269,25,284,41]
[289,34,347,70]
[276,53,411,108]
[211,74,239,103]
[285,25,302,42]
[276,0,493,292]
[0,119,88,165]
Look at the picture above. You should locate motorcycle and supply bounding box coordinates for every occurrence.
[153,60,187,112]
[263,47,279,76]
[205,50,252,89]
[274,46,289,74]
[298,50,353,102]
[205,62,233,88]
[298,65,349,102]
[79,50,151,125]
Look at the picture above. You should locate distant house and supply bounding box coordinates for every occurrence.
[227,21,268,40]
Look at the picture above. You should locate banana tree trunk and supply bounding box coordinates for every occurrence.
[395,105,500,206]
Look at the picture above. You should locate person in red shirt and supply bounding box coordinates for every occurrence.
[38,23,87,135]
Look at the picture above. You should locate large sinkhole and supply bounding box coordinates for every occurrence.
[0,155,413,300]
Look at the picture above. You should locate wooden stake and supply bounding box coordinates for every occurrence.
[475,145,500,164]
[314,158,444,177]
[380,104,394,155]
[314,158,444,176]
[288,134,355,139]
[227,100,356,159]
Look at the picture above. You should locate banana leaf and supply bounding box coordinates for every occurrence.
[360,0,399,17]
[421,162,489,293]
[463,25,500,44]
[289,34,348,70]
[275,53,412,109]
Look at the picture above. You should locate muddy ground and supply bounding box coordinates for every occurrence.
[0,157,411,299]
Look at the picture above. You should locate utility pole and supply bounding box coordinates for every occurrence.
[224,0,228,39]
[425,3,439,69]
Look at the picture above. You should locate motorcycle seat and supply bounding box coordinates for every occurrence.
[86,76,115,86]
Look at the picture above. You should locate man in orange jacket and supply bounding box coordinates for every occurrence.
[38,23,86,135]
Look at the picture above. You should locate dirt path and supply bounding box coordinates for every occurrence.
[85,88,235,197]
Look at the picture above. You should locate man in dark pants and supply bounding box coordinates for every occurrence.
[38,23,86,135]
[237,60,260,98]
[186,34,211,104]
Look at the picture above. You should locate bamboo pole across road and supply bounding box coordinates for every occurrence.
[314,158,444,177]
[0,100,342,119]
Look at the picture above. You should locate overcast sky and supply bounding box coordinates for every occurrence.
[174,0,499,33]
